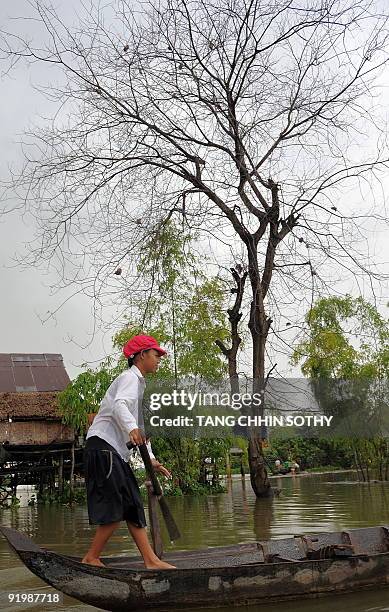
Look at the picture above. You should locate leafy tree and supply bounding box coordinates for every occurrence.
[123,221,231,492]
[59,222,232,492]
[292,295,388,379]
[122,220,230,381]
[3,0,389,496]
[198,437,233,485]
[177,278,230,379]
[58,359,121,435]
[292,296,389,480]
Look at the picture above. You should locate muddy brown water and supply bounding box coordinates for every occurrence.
[1,471,389,611]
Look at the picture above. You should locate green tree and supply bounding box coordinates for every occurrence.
[123,220,230,381]
[292,296,389,480]
[4,0,389,497]
[118,221,231,491]
[292,295,388,379]
[59,222,232,493]
[58,359,121,435]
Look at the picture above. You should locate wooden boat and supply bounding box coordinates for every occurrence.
[2,524,389,611]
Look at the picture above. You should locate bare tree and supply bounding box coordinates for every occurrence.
[1,0,389,496]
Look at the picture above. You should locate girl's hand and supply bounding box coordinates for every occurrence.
[129,428,146,445]
[151,459,172,479]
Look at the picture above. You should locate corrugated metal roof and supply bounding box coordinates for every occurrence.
[0,354,70,392]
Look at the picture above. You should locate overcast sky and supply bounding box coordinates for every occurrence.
[0,1,388,381]
[0,1,119,379]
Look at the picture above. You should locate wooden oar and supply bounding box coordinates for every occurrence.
[127,441,181,542]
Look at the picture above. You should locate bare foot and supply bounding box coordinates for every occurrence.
[81,556,106,567]
[145,559,177,570]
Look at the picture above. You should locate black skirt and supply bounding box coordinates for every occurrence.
[84,436,146,527]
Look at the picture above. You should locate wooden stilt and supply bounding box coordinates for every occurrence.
[69,442,75,503]
[58,452,64,494]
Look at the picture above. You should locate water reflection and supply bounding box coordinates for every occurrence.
[253,497,273,541]
[1,471,389,611]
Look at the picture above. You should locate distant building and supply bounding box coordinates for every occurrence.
[0,354,73,449]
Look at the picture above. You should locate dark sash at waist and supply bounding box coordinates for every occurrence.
[85,435,122,459]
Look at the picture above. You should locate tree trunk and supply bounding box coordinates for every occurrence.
[199,461,207,485]
[10,475,18,497]
[216,263,272,497]
[48,458,54,495]
[226,452,232,480]
[212,460,219,486]
[377,443,383,481]
[240,456,245,479]
[248,434,271,496]
[385,456,389,481]
[247,246,272,497]
[39,471,44,496]
[354,446,366,481]
[171,284,179,388]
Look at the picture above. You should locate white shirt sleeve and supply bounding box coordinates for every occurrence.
[113,398,138,433]
[111,373,156,460]
[111,375,139,434]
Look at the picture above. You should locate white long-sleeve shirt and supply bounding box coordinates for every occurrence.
[86,365,155,461]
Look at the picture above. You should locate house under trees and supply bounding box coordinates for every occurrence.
[0,354,78,501]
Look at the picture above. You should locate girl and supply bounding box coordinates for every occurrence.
[82,334,176,569]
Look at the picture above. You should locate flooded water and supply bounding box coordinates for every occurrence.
[1,471,389,611]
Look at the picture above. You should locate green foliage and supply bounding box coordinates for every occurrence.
[177,278,230,379]
[292,295,389,379]
[149,436,230,494]
[266,438,353,471]
[58,220,233,494]
[58,358,121,434]
[36,485,86,505]
[292,295,389,480]
[151,437,201,492]
[198,437,233,463]
[112,221,232,493]
[114,220,230,382]
[137,220,196,295]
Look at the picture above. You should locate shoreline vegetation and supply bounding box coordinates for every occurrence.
[2,465,386,510]
[0,449,388,509]
[2,431,388,507]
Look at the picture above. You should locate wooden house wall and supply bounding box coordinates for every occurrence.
[0,421,74,445]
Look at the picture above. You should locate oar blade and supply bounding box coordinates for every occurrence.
[158,497,181,542]
[136,442,181,542]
